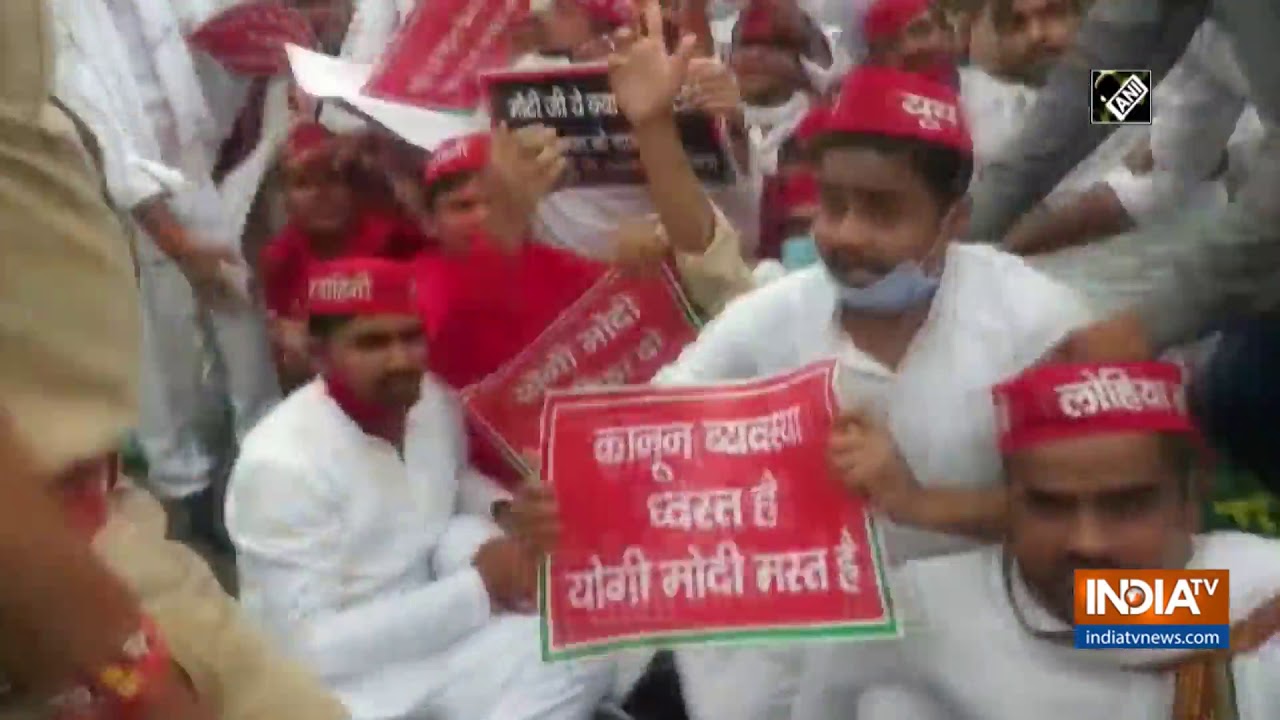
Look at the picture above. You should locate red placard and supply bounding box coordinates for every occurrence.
[538,361,899,659]
[362,0,526,111]
[462,267,701,473]
[188,2,317,77]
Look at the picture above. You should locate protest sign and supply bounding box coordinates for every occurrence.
[483,65,736,186]
[538,361,899,659]
[462,267,700,475]
[188,2,316,77]
[362,0,524,111]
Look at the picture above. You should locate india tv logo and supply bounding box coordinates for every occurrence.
[1073,570,1230,649]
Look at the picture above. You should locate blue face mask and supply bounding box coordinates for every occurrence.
[781,235,820,270]
[824,258,941,313]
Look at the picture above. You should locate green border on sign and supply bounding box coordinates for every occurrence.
[538,513,901,661]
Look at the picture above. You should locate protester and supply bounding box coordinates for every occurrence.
[793,360,1280,719]
[860,0,955,80]
[226,259,615,720]
[52,0,281,535]
[649,62,1093,720]
[261,123,425,389]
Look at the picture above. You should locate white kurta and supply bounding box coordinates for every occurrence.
[792,531,1280,720]
[652,244,1092,720]
[56,0,280,499]
[227,378,613,720]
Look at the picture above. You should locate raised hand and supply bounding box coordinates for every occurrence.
[684,57,741,116]
[606,0,699,127]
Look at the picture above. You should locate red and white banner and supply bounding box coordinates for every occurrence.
[462,267,701,472]
[538,361,899,659]
[188,2,317,77]
[362,0,526,111]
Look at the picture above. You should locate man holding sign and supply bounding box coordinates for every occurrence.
[649,62,1093,719]
[226,259,614,720]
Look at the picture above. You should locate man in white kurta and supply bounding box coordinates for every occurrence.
[53,0,281,506]
[653,66,1092,720]
[227,259,614,720]
[792,360,1280,720]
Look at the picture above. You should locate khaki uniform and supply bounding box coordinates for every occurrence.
[0,2,347,716]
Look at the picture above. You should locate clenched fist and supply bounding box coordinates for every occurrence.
[827,410,920,523]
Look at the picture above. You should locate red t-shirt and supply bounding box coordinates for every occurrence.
[261,210,427,319]
[415,238,605,485]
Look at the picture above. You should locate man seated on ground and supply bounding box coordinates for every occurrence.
[226,259,615,720]
[261,123,426,391]
[794,360,1280,719]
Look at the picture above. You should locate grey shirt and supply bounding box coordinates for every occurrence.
[965,0,1280,348]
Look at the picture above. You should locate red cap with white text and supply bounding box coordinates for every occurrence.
[818,65,971,154]
[993,362,1195,453]
[307,258,417,318]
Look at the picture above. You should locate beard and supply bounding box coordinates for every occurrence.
[819,246,898,288]
[374,371,423,410]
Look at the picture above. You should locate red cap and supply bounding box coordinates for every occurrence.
[578,0,633,27]
[993,362,1195,453]
[863,0,930,43]
[819,66,971,153]
[780,171,818,212]
[284,122,336,168]
[307,259,417,318]
[423,133,490,187]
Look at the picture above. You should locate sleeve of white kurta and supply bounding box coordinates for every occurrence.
[226,455,494,691]
[50,19,186,211]
[651,286,771,387]
[997,254,1094,369]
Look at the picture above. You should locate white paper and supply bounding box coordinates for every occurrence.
[286,44,485,151]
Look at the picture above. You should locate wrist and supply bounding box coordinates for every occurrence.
[630,114,679,139]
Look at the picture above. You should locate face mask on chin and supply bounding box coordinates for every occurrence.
[821,246,944,314]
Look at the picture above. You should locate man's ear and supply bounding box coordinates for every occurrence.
[941,195,972,241]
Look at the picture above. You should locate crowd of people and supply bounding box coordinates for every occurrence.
[2,0,1279,718]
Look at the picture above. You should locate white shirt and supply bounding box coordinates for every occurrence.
[656,243,1090,562]
[657,244,1090,720]
[792,532,1280,720]
[227,377,511,718]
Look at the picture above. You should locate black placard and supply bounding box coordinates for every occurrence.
[483,64,735,187]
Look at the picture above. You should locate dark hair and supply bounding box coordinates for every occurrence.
[424,170,478,210]
[814,131,973,208]
[1161,433,1209,501]
[987,0,1083,30]
[307,314,355,342]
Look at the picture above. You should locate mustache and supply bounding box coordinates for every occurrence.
[819,248,897,279]
[375,370,423,390]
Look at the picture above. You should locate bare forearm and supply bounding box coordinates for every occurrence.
[634,116,715,254]
[1004,184,1136,256]
[0,477,143,695]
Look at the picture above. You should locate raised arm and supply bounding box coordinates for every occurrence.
[964,0,1209,241]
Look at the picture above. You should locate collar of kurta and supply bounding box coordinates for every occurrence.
[323,374,409,446]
